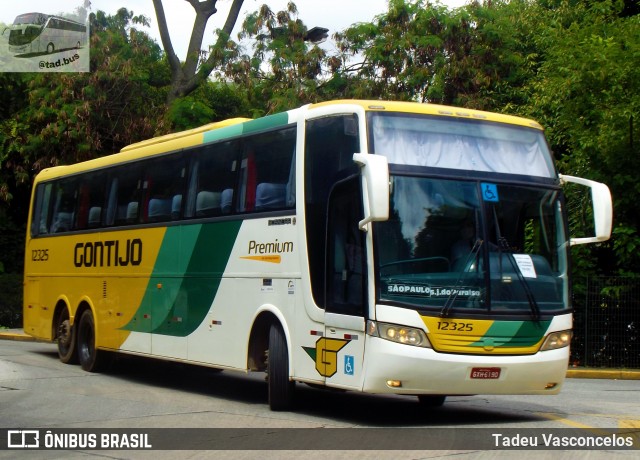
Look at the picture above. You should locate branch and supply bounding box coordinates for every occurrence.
[193,0,245,91]
[152,0,181,74]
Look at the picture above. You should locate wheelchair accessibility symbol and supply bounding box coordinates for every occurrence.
[481,183,499,202]
[344,355,355,376]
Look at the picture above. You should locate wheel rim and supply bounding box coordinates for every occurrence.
[58,319,71,348]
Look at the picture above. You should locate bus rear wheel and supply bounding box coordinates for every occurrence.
[77,310,104,372]
[267,323,294,411]
[56,309,77,364]
[417,395,446,407]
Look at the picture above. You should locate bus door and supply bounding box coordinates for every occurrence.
[323,178,367,389]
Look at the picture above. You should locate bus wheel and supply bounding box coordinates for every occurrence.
[77,310,103,372]
[46,43,54,54]
[417,395,446,407]
[267,323,294,411]
[56,309,77,364]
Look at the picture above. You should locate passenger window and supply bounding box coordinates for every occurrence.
[50,178,79,233]
[188,140,239,218]
[76,173,107,229]
[239,127,296,213]
[144,155,186,222]
[30,183,53,236]
[108,164,143,226]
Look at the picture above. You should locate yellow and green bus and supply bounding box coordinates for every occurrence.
[23,100,612,410]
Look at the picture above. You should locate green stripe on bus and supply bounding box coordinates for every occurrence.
[203,124,245,144]
[202,112,289,144]
[242,112,290,134]
[469,320,551,348]
[122,220,242,336]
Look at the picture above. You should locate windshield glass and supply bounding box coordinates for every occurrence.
[374,176,569,315]
[370,112,556,177]
[8,25,42,46]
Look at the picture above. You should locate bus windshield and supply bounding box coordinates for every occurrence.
[9,25,43,46]
[371,115,570,316]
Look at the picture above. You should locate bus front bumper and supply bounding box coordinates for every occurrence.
[361,336,568,395]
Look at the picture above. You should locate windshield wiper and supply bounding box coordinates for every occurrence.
[498,237,541,321]
[440,238,484,318]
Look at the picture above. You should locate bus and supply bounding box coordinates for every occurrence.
[23,100,612,410]
[7,12,86,55]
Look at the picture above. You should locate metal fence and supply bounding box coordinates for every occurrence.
[571,276,640,369]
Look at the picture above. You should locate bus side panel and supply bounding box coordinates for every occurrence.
[186,218,300,369]
[23,228,166,346]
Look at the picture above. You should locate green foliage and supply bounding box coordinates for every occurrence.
[0,273,22,328]
[519,0,640,277]
[0,9,171,207]
[223,3,332,113]
[167,82,252,131]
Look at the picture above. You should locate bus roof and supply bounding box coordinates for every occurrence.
[120,117,251,152]
[309,100,544,130]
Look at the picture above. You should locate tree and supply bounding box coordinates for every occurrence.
[221,2,332,114]
[152,0,245,104]
[333,0,533,110]
[520,0,640,276]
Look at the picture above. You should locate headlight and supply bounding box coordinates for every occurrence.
[367,320,432,348]
[540,330,572,351]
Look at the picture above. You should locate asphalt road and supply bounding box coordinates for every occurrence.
[0,339,638,459]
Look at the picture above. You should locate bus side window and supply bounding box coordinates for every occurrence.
[144,154,187,222]
[304,114,360,309]
[188,140,240,218]
[242,127,295,213]
[110,164,143,226]
[76,173,106,229]
[31,183,53,236]
[326,179,366,316]
[50,179,78,233]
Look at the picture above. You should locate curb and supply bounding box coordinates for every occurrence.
[0,329,40,342]
[1,329,639,380]
[566,368,640,380]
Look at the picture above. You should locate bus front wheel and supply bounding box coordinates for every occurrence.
[77,310,104,372]
[56,309,77,364]
[267,323,294,411]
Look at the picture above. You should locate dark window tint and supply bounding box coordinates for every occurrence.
[50,178,78,233]
[238,127,296,213]
[144,155,187,222]
[189,140,240,218]
[305,115,360,308]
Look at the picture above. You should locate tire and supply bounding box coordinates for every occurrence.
[77,310,104,372]
[417,395,446,407]
[56,309,77,364]
[267,323,294,411]
[46,43,54,54]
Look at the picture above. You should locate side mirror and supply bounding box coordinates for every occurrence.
[559,174,613,246]
[353,153,390,231]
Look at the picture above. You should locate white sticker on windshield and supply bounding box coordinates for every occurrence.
[513,254,537,278]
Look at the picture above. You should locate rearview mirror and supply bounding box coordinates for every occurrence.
[353,153,390,231]
[559,174,613,245]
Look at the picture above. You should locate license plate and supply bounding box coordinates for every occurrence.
[470,367,501,379]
